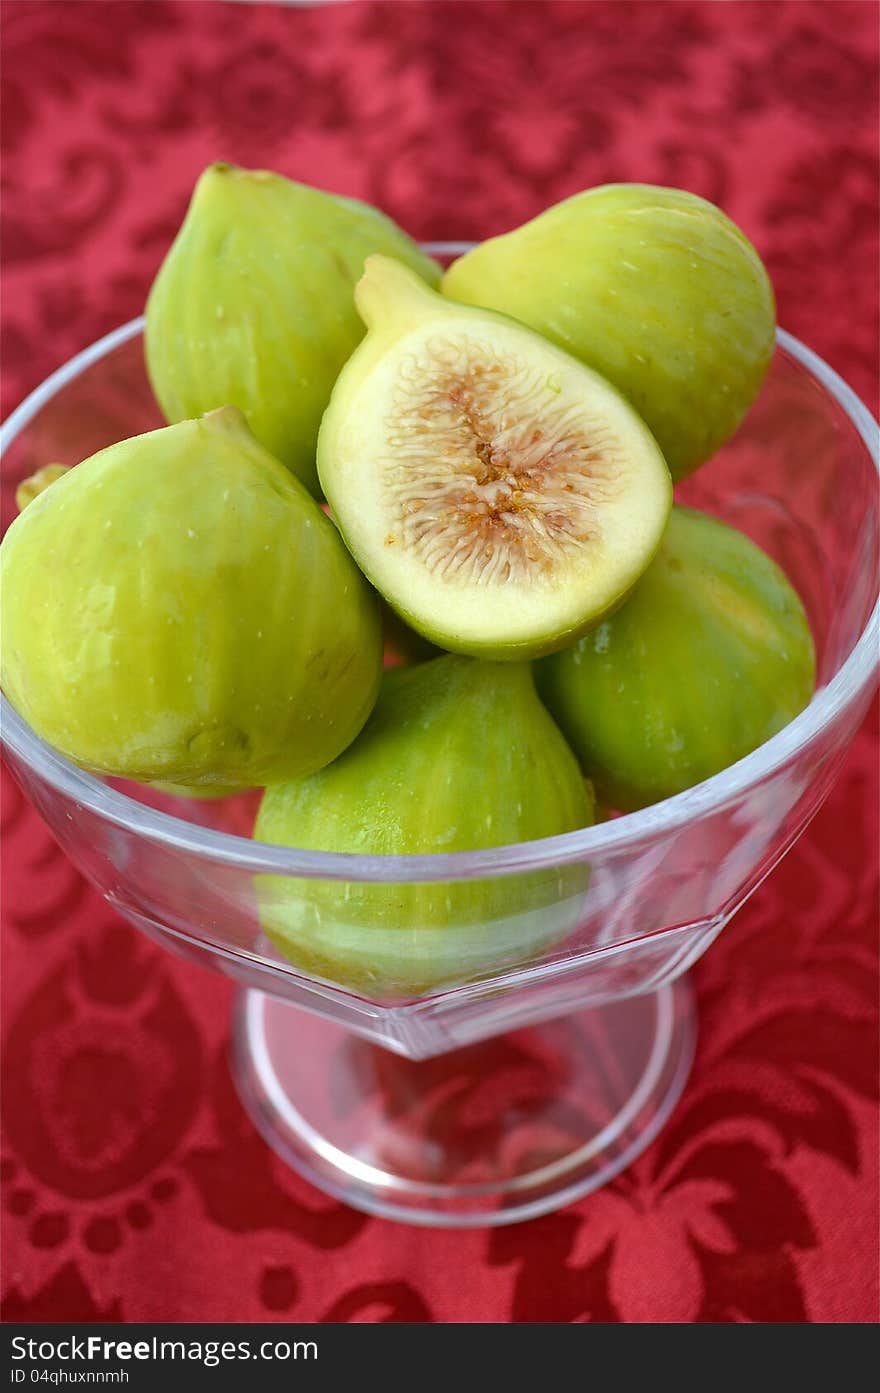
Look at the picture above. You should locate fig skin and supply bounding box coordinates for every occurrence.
[0,407,382,788]
[318,255,672,662]
[380,598,442,667]
[145,163,441,497]
[255,655,594,998]
[536,506,816,811]
[443,184,776,480]
[15,463,70,512]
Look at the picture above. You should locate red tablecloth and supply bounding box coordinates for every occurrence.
[1,0,877,1324]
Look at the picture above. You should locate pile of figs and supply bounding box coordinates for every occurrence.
[0,164,816,996]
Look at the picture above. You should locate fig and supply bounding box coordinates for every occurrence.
[443,184,776,480]
[149,781,234,800]
[380,598,441,667]
[15,463,70,512]
[10,462,249,801]
[318,255,672,660]
[536,506,815,811]
[0,407,382,787]
[255,655,594,997]
[145,163,441,496]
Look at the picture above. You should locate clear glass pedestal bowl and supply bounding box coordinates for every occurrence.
[2,245,878,1226]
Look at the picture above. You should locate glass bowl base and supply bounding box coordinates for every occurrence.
[232,979,697,1228]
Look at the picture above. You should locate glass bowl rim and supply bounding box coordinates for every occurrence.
[1,303,878,884]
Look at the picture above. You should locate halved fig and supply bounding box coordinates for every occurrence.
[318,256,672,660]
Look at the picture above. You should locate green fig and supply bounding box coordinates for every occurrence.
[255,655,594,997]
[9,464,256,802]
[149,781,236,800]
[15,463,71,512]
[536,506,815,811]
[318,255,672,661]
[145,163,441,496]
[443,184,776,480]
[0,407,382,787]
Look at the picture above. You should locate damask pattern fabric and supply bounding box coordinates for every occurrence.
[1,0,877,1323]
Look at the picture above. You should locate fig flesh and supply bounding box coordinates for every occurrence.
[0,408,382,787]
[443,184,776,480]
[318,255,672,660]
[536,506,815,810]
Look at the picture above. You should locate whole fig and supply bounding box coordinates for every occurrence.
[255,655,594,997]
[15,463,70,512]
[145,164,441,496]
[443,184,775,480]
[0,407,382,787]
[536,506,815,810]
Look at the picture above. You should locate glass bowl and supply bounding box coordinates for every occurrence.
[2,244,878,1227]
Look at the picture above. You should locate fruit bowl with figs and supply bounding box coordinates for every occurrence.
[1,171,878,1226]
